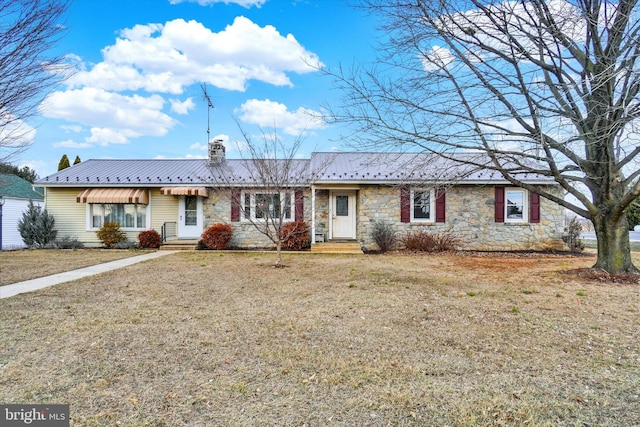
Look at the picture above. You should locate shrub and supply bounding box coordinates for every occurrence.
[138,229,162,249]
[50,236,84,249]
[201,223,233,250]
[562,217,585,253]
[282,221,310,250]
[18,200,57,248]
[400,228,460,252]
[370,220,397,252]
[96,221,127,248]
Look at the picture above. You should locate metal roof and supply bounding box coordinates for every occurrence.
[310,152,555,184]
[36,153,557,187]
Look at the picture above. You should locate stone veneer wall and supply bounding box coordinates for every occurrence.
[202,188,312,248]
[355,185,566,252]
[203,185,565,251]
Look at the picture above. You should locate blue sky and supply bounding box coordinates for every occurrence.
[21,0,378,177]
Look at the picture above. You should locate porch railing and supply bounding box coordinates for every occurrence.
[161,221,177,242]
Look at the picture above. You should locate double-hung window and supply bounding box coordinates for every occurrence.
[243,191,293,221]
[90,204,147,229]
[505,188,527,223]
[411,189,435,222]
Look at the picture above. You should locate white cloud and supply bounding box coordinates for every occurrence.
[52,139,93,149]
[0,115,36,149]
[67,17,323,94]
[189,142,208,150]
[422,45,455,72]
[41,87,176,144]
[60,125,83,133]
[236,99,325,135]
[169,0,266,7]
[170,97,195,115]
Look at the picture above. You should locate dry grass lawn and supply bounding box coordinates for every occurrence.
[0,250,639,426]
[0,249,146,286]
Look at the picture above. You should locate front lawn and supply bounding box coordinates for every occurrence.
[0,251,638,426]
[0,249,149,286]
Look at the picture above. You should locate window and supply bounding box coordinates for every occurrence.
[243,191,293,221]
[411,189,435,222]
[505,188,527,223]
[184,195,197,226]
[90,204,147,229]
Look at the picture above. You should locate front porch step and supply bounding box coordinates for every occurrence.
[311,241,363,254]
[160,239,199,250]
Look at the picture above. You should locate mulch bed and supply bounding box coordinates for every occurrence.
[564,268,640,284]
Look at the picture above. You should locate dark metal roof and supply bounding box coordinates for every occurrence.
[36,153,557,187]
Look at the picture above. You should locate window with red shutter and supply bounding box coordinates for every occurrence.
[295,190,304,221]
[495,187,505,222]
[435,189,446,223]
[400,187,410,223]
[230,189,240,222]
[529,192,540,223]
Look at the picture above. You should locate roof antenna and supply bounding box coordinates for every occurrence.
[201,83,214,142]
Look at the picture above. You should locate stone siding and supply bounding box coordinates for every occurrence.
[355,185,565,252]
[204,185,565,251]
[202,189,312,248]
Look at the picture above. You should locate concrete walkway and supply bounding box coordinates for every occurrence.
[0,251,177,299]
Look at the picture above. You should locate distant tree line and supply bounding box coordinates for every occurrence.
[0,162,38,183]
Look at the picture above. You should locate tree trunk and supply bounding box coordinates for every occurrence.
[274,239,283,268]
[592,215,639,274]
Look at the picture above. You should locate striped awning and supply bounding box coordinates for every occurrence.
[160,187,209,197]
[76,188,149,205]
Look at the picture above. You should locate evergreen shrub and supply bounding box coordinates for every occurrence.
[18,200,57,248]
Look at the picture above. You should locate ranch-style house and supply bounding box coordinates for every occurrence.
[36,141,566,251]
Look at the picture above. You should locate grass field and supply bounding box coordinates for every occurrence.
[0,249,145,286]
[0,250,638,426]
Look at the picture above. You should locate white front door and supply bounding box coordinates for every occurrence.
[331,191,356,239]
[178,195,203,238]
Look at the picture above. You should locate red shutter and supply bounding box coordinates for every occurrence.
[435,189,446,223]
[529,192,540,223]
[230,189,241,222]
[294,190,304,221]
[495,187,505,223]
[400,186,410,223]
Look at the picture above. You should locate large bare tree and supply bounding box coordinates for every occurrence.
[327,0,640,274]
[0,0,70,162]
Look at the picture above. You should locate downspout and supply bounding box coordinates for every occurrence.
[311,185,316,244]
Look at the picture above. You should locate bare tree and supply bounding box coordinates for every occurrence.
[0,0,71,162]
[207,129,328,267]
[327,0,640,274]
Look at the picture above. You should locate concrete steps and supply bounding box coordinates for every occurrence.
[311,241,363,254]
[160,239,199,250]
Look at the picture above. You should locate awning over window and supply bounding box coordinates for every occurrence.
[76,188,149,205]
[160,187,208,197]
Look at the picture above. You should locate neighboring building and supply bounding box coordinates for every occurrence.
[0,174,44,250]
[35,144,566,251]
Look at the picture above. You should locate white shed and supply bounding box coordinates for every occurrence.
[0,174,44,250]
